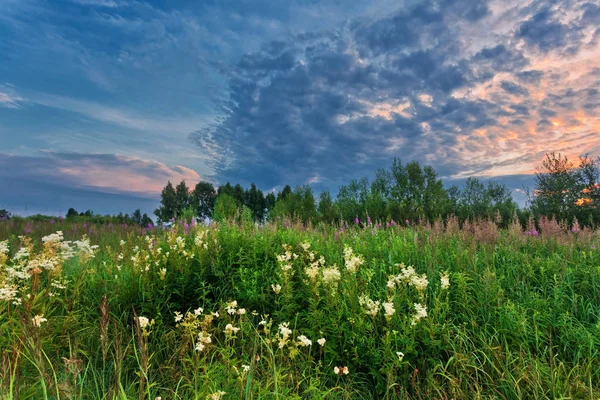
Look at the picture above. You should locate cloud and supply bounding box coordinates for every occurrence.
[0,152,201,197]
[0,84,25,109]
[189,0,600,193]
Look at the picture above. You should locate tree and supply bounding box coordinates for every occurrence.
[141,213,153,227]
[154,181,177,223]
[175,180,191,217]
[531,152,578,223]
[0,209,10,220]
[192,181,216,221]
[66,208,78,218]
[265,192,276,214]
[213,194,238,222]
[232,184,246,206]
[318,191,337,223]
[132,209,142,225]
[278,185,292,201]
[245,183,266,221]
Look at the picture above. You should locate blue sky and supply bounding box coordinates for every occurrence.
[1,0,599,216]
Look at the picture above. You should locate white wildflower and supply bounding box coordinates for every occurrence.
[322,266,341,284]
[411,303,428,325]
[174,311,183,323]
[32,314,47,327]
[271,284,281,294]
[297,335,312,347]
[224,323,240,336]
[226,300,238,315]
[383,302,395,319]
[206,390,226,400]
[317,338,326,346]
[440,272,450,289]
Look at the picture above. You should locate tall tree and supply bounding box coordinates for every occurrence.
[175,180,191,217]
[318,191,337,223]
[213,194,238,222]
[232,184,246,206]
[154,181,177,223]
[245,183,266,221]
[192,181,217,221]
[531,152,578,222]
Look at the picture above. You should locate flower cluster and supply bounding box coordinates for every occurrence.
[359,294,381,317]
[343,246,364,273]
[387,264,429,293]
[411,303,428,325]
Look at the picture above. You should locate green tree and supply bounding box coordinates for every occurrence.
[175,180,191,217]
[531,153,578,223]
[66,208,78,218]
[318,191,337,223]
[154,181,177,223]
[132,209,142,225]
[192,181,217,221]
[213,194,238,222]
[245,183,266,221]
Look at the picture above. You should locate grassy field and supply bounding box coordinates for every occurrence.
[1,217,599,399]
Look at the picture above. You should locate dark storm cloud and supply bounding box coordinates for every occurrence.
[191,0,520,189]
[190,0,599,193]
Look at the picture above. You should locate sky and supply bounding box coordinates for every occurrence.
[0,0,599,216]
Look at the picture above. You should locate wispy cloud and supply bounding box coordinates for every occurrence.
[0,84,25,109]
[0,152,202,197]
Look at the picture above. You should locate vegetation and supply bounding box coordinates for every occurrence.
[1,216,599,399]
[154,154,599,229]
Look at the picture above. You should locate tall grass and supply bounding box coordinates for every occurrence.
[0,218,599,399]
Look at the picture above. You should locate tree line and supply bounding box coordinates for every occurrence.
[154,153,600,227]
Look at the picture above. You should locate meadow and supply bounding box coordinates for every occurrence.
[0,217,599,399]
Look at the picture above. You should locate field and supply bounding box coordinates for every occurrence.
[1,217,599,399]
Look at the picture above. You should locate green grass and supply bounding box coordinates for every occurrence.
[1,219,599,399]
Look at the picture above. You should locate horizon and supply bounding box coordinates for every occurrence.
[1,0,598,214]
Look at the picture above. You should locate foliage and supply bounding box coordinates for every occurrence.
[0,219,598,399]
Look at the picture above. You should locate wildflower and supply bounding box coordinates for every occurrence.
[226,300,238,315]
[396,351,404,361]
[195,342,205,352]
[224,323,240,336]
[194,307,204,316]
[317,338,326,346]
[383,302,395,319]
[120,240,126,246]
[322,266,341,284]
[237,308,246,315]
[300,242,311,251]
[198,331,212,344]
[277,322,293,348]
[297,335,312,347]
[242,364,250,372]
[280,263,292,272]
[137,316,153,329]
[159,268,167,280]
[271,284,281,294]
[206,391,226,400]
[32,314,47,327]
[411,303,428,325]
[343,246,364,273]
[410,274,429,292]
[359,295,380,317]
[305,265,320,279]
[0,285,18,302]
[334,366,349,375]
[174,311,183,323]
[440,272,450,290]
